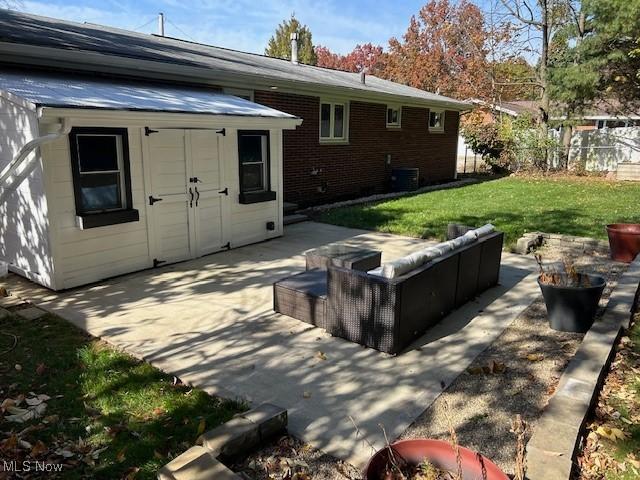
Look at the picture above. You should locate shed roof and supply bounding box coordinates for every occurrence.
[0,69,297,118]
[0,10,470,110]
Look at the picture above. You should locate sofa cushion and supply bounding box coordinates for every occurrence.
[474,223,495,238]
[372,245,442,279]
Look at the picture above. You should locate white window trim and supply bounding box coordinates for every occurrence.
[429,109,445,133]
[319,100,349,143]
[223,87,254,102]
[386,105,402,128]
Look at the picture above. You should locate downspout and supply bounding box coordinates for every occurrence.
[0,117,71,203]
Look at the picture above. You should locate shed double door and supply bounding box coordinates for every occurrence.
[145,129,228,266]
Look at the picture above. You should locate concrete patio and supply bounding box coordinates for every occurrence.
[7,221,539,467]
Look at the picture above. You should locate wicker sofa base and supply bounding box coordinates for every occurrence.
[273,231,504,355]
[273,270,327,329]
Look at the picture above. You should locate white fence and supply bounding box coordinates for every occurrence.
[551,126,640,171]
[457,126,640,173]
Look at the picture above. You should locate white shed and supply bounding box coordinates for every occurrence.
[0,70,301,290]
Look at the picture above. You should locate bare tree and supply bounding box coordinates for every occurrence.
[499,0,572,168]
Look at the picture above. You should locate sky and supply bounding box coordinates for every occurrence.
[10,0,495,55]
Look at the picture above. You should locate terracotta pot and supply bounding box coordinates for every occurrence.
[363,439,508,480]
[606,223,640,263]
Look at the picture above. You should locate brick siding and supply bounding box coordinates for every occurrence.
[254,90,460,206]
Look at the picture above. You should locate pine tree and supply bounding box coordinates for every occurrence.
[265,15,317,65]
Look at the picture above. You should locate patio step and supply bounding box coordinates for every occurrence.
[283,202,299,215]
[284,213,309,225]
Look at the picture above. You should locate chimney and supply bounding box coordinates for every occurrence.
[290,32,299,64]
[360,70,366,84]
[158,12,165,36]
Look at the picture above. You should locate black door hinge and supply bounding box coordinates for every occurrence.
[145,127,159,136]
[216,128,226,136]
[221,242,231,250]
[149,195,163,205]
[153,259,167,268]
[218,187,228,195]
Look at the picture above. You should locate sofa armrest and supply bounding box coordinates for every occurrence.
[326,266,400,354]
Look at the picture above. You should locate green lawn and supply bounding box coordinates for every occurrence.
[0,308,244,479]
[316,176,640,249]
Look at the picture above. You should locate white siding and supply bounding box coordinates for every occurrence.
[42,126,151,289]
[223,128,283,248]
[0,96,56,288]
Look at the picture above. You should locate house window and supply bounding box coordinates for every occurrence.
[319,101,348,142]
[429,110,445,132]
[237,130,276,204]
[69,127,138,228]
[386,106,401,127]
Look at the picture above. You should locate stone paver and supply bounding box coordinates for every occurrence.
[6,222,539,468]
[158,446,239,480]
[525,254,640,480]
[15,306,47,320]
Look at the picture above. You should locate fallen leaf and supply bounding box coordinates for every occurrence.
[152,407,164,416]
[55,449,74,458]
[467,366,483,375]
[35,363,46,376]
[196,418,206,436]
[124,466,140,479]
[526,353,545,362]
[302,391,311,399]
[30,441,48,458]
[14,364,22,372]
[315,351,327,361]
[116,449,126,463]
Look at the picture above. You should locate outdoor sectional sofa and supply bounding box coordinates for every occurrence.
[274,224,504,354]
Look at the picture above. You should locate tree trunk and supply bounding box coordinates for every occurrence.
[538,0,550,170]
[561,123,573,169]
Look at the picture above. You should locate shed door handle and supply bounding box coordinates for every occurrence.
[149,195,163,205]
[195,187,200,207]
[189,187,194,207]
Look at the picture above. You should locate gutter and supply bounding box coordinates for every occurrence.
[0,116,71,203]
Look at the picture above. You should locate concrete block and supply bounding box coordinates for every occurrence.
[197,416,260,457]
[525,445,573,480]
[0,295,26,308]
[15,307,47,321]
[241,403,287,440]
[158,446,240,480]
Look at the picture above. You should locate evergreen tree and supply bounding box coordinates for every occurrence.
[265,15,317,65]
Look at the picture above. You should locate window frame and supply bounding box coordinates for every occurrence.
[386,105,402,128]
[319,100,349,143]
[237,130,276,204]
[428,109,445,133]
[69,127,138,229]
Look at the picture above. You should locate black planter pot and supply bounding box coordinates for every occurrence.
[538,274,606,333]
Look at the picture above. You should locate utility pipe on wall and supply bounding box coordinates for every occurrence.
[0,118,71,204]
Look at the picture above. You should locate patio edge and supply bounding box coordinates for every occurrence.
[525,254,640,480]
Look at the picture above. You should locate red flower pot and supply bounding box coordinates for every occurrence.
[606,223,640,263]
[364,439,508,480]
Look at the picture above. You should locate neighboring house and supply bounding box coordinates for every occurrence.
[469,98,640,130]
[0,10,468,290]
[459,99,640,179]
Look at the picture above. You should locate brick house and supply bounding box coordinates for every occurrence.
[0,10,469,208]
[0,10,469,289]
